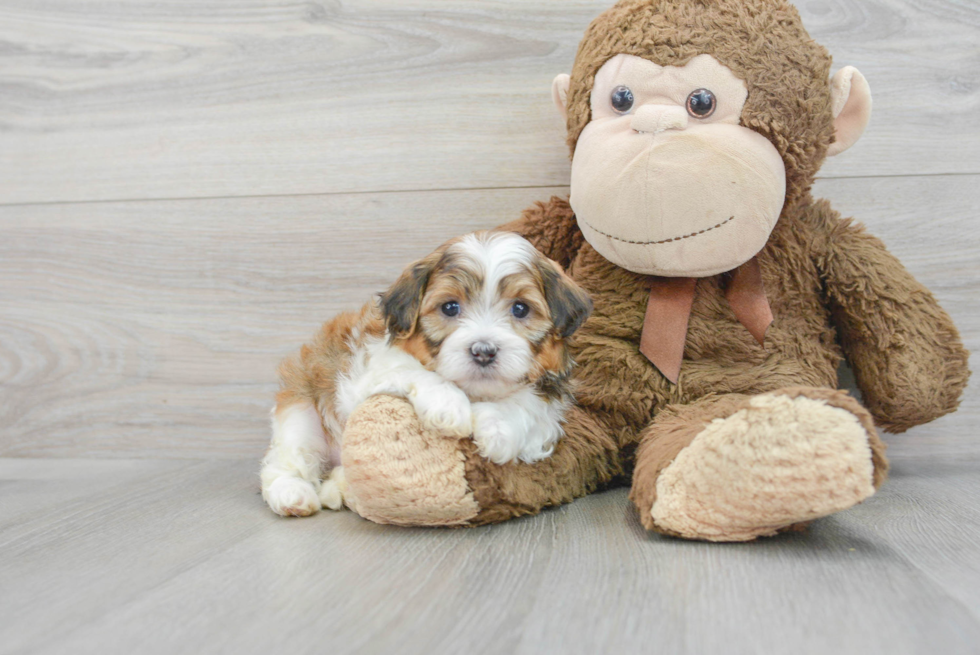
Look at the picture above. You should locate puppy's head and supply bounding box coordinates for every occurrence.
[379,231,592,399]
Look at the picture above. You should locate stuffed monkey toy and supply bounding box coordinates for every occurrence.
[334,0,970,541]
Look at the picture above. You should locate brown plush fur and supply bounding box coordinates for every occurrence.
[480,184,967,528]
[339,0,970,536]
[468,0,968,528]
[462,405,626,525]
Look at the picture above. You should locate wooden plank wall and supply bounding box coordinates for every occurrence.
[1,0,977,460]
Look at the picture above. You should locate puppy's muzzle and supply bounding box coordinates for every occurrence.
[469,342,498,367]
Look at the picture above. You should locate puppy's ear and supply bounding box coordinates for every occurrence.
[537,257,592,338]
[379,251,441,339]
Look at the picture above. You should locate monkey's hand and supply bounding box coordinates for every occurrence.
[806,200,970,433]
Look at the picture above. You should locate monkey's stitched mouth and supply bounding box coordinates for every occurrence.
[581,215,736,245]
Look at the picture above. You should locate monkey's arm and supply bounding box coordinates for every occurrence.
[804,200,970,433]
[498,196,585,269]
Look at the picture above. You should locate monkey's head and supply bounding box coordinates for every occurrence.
[554,0,871,277]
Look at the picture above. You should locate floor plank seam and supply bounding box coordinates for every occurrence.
[1,172,977,210]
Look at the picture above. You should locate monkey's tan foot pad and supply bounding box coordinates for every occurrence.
[651,393,876,542]
[341,394,480,526]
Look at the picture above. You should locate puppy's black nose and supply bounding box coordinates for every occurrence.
[470,342,498,366]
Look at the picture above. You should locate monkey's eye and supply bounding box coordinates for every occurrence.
[686,89,716,118]
[610,85,634,114]
[441,301,460,317]
[511,301,530,319]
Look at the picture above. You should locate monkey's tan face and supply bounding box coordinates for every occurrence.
[568,54,786,277]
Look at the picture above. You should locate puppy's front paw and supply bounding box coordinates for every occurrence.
[265,477,321,517]
[412,383,472,437]
[471,402,523,464]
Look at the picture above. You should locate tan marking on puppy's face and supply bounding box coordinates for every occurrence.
[497,272,552,344]
[378,245,451,339]
[379,237,482,372]
[416,261,481,343]
[394,250,482,371]
[523,255,591,390]
[530,254,593,340]
[530,333,570,376]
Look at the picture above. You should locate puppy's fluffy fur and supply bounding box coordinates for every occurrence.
[260,231,593,517]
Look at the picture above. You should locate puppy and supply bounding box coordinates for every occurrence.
[260,230,593,517]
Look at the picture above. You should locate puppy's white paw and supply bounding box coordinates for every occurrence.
[318,466,348,511]
[265,477,321,517]
[412,382,473,437]
[471,402,523,464]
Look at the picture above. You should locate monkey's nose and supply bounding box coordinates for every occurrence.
[469,342,498,366]
[631,104,688,134]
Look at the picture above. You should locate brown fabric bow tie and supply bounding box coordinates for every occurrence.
[639,257,772,384]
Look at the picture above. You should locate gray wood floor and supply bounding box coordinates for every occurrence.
[1,1,979,653]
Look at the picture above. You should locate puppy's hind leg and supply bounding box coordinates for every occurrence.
[260,402,336,517]
[318,466,348,511]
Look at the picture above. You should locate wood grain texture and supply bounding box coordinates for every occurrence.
[2,1,979,650]
[0,186,564,458]
[1,458,979,655]
[1,177,977,459]
[1,0,978,205]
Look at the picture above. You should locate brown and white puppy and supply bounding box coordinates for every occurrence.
[260,231,593,517]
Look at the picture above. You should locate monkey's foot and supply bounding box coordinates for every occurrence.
[341,395,479,526]
[651,391,877,542]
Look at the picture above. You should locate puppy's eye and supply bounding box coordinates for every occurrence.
[610,85,634,114]
[686,88,716,118]
[440,301,460,317]
[511,301,530,319]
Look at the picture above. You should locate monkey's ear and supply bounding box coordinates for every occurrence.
[552,73,571,121]
[537,257,593,338]
[827,66,872,157]
[379,253,439,339]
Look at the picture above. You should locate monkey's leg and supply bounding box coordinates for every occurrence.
[340,395,624,527]
[629,387,888,542]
